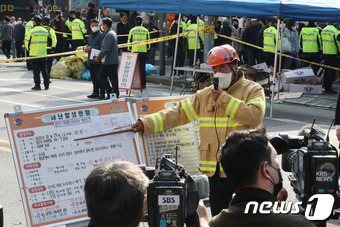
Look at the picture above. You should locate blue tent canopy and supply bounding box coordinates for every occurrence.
[99,0,340,22]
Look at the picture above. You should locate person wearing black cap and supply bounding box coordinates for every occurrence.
[71,11,87,50]
[42,16,57,76]
[127,16,150,89]
[146,15,159,66]
[51,10,66,60]
[63,10,75,51]
[24,13,36,70]
[25,16,50,90]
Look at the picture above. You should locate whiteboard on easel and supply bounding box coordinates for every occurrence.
[133,97,201,176]
[118,52,142,96]
[4,100,141,227]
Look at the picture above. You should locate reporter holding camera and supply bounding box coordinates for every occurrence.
[208,126,315,227]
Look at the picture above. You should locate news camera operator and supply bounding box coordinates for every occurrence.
[207,126,315,227]
[84,160,209,227]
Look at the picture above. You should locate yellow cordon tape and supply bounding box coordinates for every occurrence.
[0,29,199,63]
[217,33,340,71]
[0,50,83,63]
[54,29,165,37]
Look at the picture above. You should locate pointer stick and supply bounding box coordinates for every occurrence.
[74,128,134,141]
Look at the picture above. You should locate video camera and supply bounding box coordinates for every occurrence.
[139,147,209,227]
[269,119,340,213]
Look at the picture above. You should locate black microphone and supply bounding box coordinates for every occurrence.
[213,77,219,90]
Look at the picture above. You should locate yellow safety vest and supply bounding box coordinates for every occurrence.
[299,27,321,53]
[71,18,86,40]
[43,25,57,49]
[263,26,277,53]
[128,25,150,53]
[321,25,340,55]
[25,26,49,56]
[186,24,204,50]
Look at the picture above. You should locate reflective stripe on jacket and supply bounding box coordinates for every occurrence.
[321,25,340,55]
[43,25,57,49]
[263,26,277,52]
[300,27,321,53]
[71,18,86,40]
[141,71,265,177]
[25,26,49,56]
[128,25,150,53]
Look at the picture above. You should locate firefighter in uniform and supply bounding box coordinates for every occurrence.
[25,16,50,90]
[299,22,322,76]
[127,16,150,89]
[321,22,340,94]
[25,13,36,70]
[71,11,87,50]
[263,19,278,67]
[42,16,57,77]
[132,44,265,216]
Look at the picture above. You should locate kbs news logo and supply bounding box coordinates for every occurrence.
[244,194,334,221]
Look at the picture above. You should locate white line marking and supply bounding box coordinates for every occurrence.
[0,139,10,144]
[264,117,330,128]
[0,99,43,108]
[0,87,87,103]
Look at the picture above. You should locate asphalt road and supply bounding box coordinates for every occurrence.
[0,60,339,226]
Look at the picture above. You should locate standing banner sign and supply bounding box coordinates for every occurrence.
[4,100,141,227]
[118,52,142,96]
[133,97,201,176]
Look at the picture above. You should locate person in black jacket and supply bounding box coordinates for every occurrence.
[242,18,259,66]
[84,19,105,99]
[116,12,130,53]
[336,90,340,141]
[220,20,232,45]
[14,18,25,58]
[146,15,159,66]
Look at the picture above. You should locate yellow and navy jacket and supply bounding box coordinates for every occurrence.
[25,25,49,56]
[140,71,265,177]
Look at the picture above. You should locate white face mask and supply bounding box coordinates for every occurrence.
[17,21,22,25]
[91,26,99,33]
[214,72,232,89]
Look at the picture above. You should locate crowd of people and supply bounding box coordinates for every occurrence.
[215,18,340,94]
[2,8,340,96]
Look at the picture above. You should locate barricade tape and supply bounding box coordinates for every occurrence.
[217,33,340,72]
[54,29,165,37]
[0,50,83,63]
[0,29,200,63]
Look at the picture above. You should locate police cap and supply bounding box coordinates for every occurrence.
[69,10,75,15]
[34,15,42,23]
[135,16,143,23]
[43,16,50,23]
[75,11,81,17]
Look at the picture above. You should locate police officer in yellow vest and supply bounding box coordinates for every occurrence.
[25,16,50,90]
[25,13,36,70]
[64,10,75,51]
[186,16,204,66]
[128,16,150,89]
[71,11,87,50]
[321,22,340,94]
[132,44,265,216]
[42,16,57,77]
[263,19,278,67]
[299,21,322,76]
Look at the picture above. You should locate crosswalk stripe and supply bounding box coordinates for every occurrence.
[0,147,11,152]
[0,139,10,144]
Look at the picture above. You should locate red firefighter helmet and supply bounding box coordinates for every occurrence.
[208,44,240,67]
